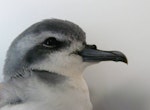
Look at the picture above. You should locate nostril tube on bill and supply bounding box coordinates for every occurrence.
[91,45,97,49]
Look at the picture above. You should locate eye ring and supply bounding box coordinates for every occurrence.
[42,37,58,48]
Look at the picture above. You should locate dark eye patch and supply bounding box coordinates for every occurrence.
[24,45,49,64]
[24,38,71,64]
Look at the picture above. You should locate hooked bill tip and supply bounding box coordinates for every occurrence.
[112,51,128,64]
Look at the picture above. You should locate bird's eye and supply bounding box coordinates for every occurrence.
[43,37,58,48]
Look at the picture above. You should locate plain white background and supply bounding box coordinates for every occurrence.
[0,0,150,110]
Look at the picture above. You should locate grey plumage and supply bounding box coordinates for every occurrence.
[1,19,87,109]
[0,18,127,110]
[32,70,66,85]
[3,19,85,80]
[15,19,86,41]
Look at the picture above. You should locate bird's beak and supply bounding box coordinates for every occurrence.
[78,44,128,64]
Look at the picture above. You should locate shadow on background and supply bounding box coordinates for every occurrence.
[89,83,150,110]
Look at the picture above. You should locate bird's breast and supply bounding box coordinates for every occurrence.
[1,76,92,110]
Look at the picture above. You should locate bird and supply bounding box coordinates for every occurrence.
[0,19,127,110]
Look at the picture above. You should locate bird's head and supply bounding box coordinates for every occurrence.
[3,19,127,80]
